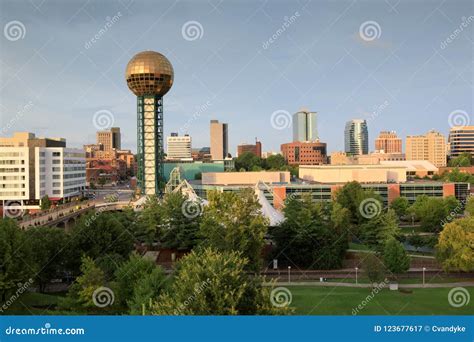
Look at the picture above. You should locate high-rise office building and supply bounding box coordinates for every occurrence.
[293,111,318,142]
[0,132,85,206]
[375,131,402,153]
[210,120,228,160]
[96,127,121,151]
[448,126,474,158]
[345,119,369,155]
[406,130,447,167]
[237,139,262,157]
[166,133,192,160]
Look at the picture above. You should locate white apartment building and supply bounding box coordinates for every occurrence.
[0,147,30,201]
[166,134,192,160]
[35,147,86,200]
[0,133,86,215]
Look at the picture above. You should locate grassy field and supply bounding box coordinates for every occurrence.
[289,286,474,315]
[2,292,64,315]
[4,287,473,316]
[320,275,472,284]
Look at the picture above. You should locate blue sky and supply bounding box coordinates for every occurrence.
[0,0,472,154]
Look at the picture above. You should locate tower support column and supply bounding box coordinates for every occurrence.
[137,95,164,196]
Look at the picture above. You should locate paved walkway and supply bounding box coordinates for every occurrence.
[265,281,474,288]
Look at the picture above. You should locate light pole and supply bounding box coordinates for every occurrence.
[422,267,426,287]
[288,266,291,284]
[355,267,359,285]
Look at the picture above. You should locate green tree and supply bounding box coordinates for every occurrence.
[362,253,386,284]
[389,197,410,219]
[199,189,268,272]
[69,212,135,271]
[114,253,159,308]
[137,195,162,243]
[25,227,70,292]
[152,248,283,315]
[383,238,410,275]
[436,217,474,272]
[98,176,107,187]
[129,267,168,315]
[0,219,33,302]
[61,256,107,310]
[159,192,200,250]
[448,152,472,167]
[234,152,262,171]
[334,181,366,223]
[465,196,474,216]
[444,196,460,215]
[271,194,349,269]
[360,209,401,251]
[442,168,474,184]
[95,253,125,281]
[40,195,52,210]
[334,181,384,238]
[264,154,286,170]
[409,196,448,232]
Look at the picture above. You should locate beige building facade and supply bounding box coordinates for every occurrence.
[210,120,228,160]
[299,164,407,183]
[406,130,446,167]
[202,171,290,185]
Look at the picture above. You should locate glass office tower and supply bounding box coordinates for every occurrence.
[345,119,369,155]
[293,111,318,142]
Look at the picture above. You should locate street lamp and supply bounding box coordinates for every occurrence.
[422,267,426,287]
[355,267,359,285]
[288,266,291,284]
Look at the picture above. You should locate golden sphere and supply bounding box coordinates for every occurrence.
[125,51,174,96]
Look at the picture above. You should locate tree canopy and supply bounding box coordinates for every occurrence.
[436,217,474,272]
[151,248,283,315]
[199,189,268,272]
[270,194,349,269]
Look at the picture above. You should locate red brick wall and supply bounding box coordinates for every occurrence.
[387,184,401,204]
[272,187,287,210]
[443,183,455,197]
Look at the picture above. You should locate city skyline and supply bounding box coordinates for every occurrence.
[0,0,472,154]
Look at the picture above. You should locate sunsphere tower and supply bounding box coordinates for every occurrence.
[125,51,174,196]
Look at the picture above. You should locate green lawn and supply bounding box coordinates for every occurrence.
[1,292,64,315]
[289,286,474,315]
[321,275,472,284]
